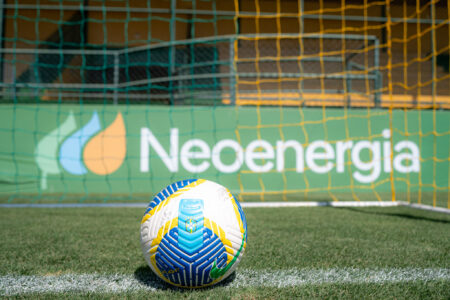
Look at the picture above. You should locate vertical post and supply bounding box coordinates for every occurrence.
[345,60,352,107]
[169,0,176,105]
[229,37,236,105]
[299,0,304,106]
[430,1,436,107]
[0,0,4,84]
[374,38,381,106]
[430,0,437,207]
[113,52,119,105]
[83,0,88,103]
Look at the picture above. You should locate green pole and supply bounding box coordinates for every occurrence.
[169,0,176,105]
[0,0,4,84]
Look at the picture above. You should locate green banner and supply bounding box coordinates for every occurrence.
[0,105,448,204]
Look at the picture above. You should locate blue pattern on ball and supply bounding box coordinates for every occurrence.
[155,227,227,287]
[178,198,204,253]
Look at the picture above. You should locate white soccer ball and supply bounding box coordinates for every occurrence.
[140,179,247,288]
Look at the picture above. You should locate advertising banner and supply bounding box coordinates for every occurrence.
[0,105,448,202]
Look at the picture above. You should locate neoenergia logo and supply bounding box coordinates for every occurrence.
[35,111,126,190]
[140,128,420,184]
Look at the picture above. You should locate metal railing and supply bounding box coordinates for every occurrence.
[0,33,381,106]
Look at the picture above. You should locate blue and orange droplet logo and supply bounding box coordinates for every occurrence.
[36,111,127,189]
[59,111,102,175]
[83,112,126,175]
[59,111,126,175]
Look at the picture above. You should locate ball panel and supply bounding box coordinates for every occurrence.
[143,179,197,214]
[154,227,227,287]
[177,198,204,254]
[141,179,205,225]
[201,181,242,237]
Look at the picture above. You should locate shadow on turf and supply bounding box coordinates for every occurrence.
[134,265,236,291]
[339,207,450,224]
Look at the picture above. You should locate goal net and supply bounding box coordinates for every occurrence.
[0,0,448,207]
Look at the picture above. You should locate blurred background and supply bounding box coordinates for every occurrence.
[0,0,448,207]
[2,0,450,106]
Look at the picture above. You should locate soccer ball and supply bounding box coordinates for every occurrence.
[140,179,247,288]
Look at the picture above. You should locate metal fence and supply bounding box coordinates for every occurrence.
[0,33,380,106]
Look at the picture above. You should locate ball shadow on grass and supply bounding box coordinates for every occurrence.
[134,265,236,292]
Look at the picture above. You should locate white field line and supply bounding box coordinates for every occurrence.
[405,203,450,214]
[241,201,400,208]
[0,203,149,208]
[1,268,449,295]
[1,201,449,214]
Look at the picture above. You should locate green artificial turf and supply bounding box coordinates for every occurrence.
[0,206,449,299]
